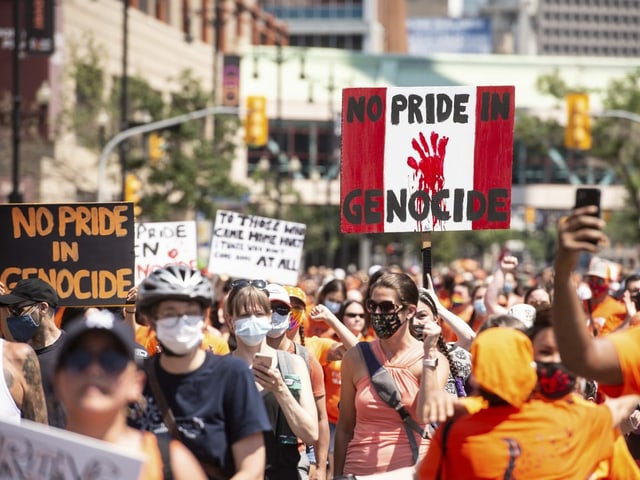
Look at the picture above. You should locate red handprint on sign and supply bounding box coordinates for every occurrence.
[407,131,449,229]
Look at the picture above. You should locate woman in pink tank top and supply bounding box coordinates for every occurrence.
[333,272,450,477]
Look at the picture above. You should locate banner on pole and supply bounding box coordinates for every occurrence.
[340,85,515,233]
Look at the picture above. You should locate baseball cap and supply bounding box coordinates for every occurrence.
[266,283,291,307]
[507,303,536,329]
[587,258,611,280]
[54,310,137,371]
[284,285,307,306]
[471,327,537,408]
[0,278,59,307]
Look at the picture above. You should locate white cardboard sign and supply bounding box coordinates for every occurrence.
[208,210,306,285]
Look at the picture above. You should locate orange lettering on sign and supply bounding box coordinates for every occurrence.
[58,206,129,237]
[11,207,54,238]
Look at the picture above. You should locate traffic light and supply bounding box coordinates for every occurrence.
[124,173,143,217]
[148,132,166,165]
[565,93,592,150]
[245,95,268,147]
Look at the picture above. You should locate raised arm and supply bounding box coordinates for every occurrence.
[484,256,516,316]
[552,206,622,384]
[416,321,455,424]
[310,304,359,349]
[425,274,475,351]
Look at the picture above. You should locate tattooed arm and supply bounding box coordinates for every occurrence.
[5,341,48,423]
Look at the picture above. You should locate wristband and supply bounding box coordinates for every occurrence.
[423,357,439,368]
[124,308,136,314]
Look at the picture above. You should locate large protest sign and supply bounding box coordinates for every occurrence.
[0,418,143,479]
[341,86,515,233]
[209,210,305,285]
[134,221,197,284]
[0,203,135,306]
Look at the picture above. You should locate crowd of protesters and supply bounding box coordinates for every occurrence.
[2,205,640,479]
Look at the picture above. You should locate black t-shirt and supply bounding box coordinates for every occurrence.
[36,331,66,428]
[129,352,271,477]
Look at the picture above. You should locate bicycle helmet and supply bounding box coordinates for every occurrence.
[136,264,213,315]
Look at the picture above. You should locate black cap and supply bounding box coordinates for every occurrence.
[0,279,59,307]
[54,310,137,370]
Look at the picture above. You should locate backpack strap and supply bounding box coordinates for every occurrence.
[156,433,174,480]
[357,342,426,464]
[293,343,310,370]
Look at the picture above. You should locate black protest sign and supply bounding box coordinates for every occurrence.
[0,203,135,306]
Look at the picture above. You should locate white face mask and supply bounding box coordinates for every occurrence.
[268,312,290,338]
[156,315,204,355]
[235,315,271,346]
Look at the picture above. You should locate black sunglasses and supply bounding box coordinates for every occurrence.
[344,312,365,318]
[366,300,402,314]
[231,279,268,291]
[8,302,37,317]
[272,304,291,316]
[60,348,130,375]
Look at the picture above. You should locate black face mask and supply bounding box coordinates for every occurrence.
[371,312,403,339]
[536,361,577,399]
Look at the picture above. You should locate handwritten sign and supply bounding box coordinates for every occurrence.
[340,86,515,233]
[208,210,306,285]
[0,418,143,479]
[0,203,135,306]
[134,221,197,285]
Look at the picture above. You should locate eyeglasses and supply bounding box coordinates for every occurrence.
[231,279,268,291]
[59,348,130,375]
[272,303,291,316]
[366,300,402,314]
[8,303,37,317]
[344,312,365,319]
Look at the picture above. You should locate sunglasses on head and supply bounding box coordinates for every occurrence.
[231,279,268,292]
[60,348,130,375]
[366,300,402,314]
[344,312,365,319]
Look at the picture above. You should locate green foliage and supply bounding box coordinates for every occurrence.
[66,34,107,149]
[141,70,248,220]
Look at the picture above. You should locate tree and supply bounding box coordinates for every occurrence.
[536,68,640,244]
[139,70,248,220]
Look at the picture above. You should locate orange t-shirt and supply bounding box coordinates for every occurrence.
[305,336,343,424]
[589,295,627,335]
[135,326,230,356]
[416,398,614,479]
[600,326,640,397]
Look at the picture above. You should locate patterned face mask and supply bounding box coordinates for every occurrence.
[536,361,577,399]
[371,312,403,339]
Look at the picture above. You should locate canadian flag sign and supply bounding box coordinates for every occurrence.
[340,86,515,233]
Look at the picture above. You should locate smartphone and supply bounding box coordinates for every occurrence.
[574,188,601,217]
[252,353,272,369]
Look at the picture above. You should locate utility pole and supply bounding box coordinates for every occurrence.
[119,0,129,201]
[9,0,23,203]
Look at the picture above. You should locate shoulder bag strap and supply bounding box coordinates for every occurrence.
[357,343,426,464]
[156,433,174,480]
[145,358,181,440]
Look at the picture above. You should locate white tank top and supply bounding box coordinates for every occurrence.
[0,340,22,423]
